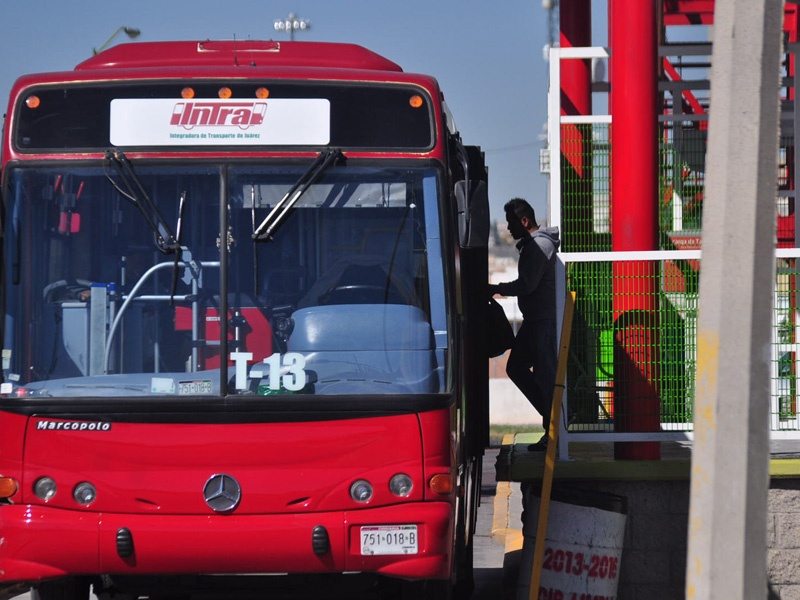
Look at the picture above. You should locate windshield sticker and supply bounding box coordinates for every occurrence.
[2,349,10,371]
[231,352,307,392]
[110,98,330,146]
[36,420,112,431]
[150,377,176,394]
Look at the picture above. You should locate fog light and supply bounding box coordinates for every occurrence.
[350,479,373,503]
[389,473,413,497]
[33,477,56,501]
[73,482,97,505]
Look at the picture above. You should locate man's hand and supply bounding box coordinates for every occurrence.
[488,283,501,297]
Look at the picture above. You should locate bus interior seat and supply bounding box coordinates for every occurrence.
[287,303,437,394]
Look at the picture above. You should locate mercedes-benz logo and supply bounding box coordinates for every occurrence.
[203,474,242,513]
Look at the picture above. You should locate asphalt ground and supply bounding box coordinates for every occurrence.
[473,447,516,600]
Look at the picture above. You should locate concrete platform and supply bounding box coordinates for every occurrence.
[492,433,800,598]
[495,433,800,482]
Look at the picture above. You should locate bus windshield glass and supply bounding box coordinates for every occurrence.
[2,162,448,398]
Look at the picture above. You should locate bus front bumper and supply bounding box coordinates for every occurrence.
[0,502,453,583]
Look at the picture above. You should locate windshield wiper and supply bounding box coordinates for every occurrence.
[169,191,188,306]
[105,150,188,306]
[105,149,181,255]
[252,148,343,242]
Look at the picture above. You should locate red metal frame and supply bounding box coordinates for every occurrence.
[662,58,707,126]
[605,0,800,459]
[663,0,714,26]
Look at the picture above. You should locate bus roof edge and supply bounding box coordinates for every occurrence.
[75,41,404,73]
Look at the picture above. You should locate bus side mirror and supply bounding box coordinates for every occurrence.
[455,180,489,249]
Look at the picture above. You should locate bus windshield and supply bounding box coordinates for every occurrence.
[2,162,448,398]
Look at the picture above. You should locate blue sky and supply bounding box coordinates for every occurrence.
[0,0,609,222]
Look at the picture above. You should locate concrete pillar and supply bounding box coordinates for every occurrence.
[610,0,661,460]
[685,2,783,599]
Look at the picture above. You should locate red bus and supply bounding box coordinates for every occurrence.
[0,41,489,600]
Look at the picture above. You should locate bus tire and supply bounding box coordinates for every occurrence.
[31,578,91,600]
[453,537,475,599]
[453,459,477,598]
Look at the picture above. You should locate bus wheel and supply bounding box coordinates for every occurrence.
[31,578,91,600]
[453,538,475,599]
[400,578,453,600]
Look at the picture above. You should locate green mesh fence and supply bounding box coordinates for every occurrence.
[774,258,800,430]
[565,259,698,432]
[559,121,799,434]
[560,123,611,253]
[560,122,707,254]
[561,122,701,433]
[659,123,706,240]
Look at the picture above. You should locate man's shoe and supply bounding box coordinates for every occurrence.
[527,435,548,452]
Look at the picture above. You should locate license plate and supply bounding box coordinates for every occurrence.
[360,525,418,555]
[178,379,213,395]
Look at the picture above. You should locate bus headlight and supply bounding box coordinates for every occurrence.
[350,479,373,503]
[33,477,56,501]
[389,473,413,497]
[73,482,97,505]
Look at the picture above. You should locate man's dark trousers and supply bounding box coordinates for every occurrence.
[506,319,558,433]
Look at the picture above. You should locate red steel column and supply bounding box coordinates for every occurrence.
[560,0,592,251]
[611,0,661,459]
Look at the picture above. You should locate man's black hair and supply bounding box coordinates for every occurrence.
[504,198,538,227]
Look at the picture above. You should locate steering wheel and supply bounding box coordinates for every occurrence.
[43,279,93,302]
[322,284,387,305]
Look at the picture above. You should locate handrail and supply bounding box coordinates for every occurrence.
[103,260,220,373]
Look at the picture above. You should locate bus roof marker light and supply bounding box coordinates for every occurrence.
[181,87,195,99]
[0,477,19,499]
[25,95,40,109]
[218,87,233,99]
[256,87,270,99]
[409,95,424,108]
